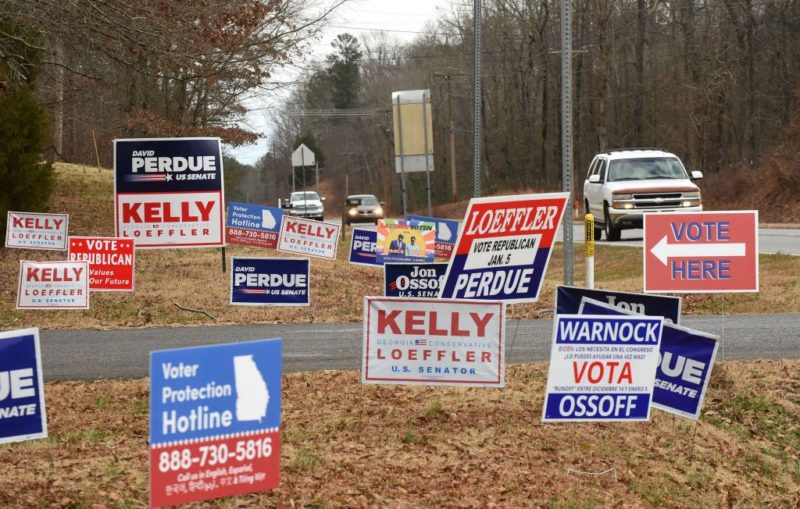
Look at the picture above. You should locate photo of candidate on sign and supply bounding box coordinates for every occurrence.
[5,211,69,251]
[363,297,505,387]
[376,219,435,263]
[542,314,663,422]
[406,214,459,260]
[231,257,309,306]
[114,137,225,248]
[439,192,568,303]
[578,297,719,420]
[150,338,282,507]
[0,328,47,445]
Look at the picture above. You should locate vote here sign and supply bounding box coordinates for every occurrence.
[68,236,135,291]
[150,338,282,507]
[439,193,568,303]
[542,315,663,422]
[5,211,69,250]
[644,211,758,293]
[114,138,225,248]
[362,298,505,387]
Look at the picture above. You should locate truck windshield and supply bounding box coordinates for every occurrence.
[608,158,688,182]
[291,192,319,201]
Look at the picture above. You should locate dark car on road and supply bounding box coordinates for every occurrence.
[343,194,384,225]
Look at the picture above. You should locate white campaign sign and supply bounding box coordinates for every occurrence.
[277,216,340,260]
[16,260,90,310]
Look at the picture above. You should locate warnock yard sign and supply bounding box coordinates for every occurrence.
[439,193,569,302]
[230,258,310,306]
[0,328,48,445]
[225,202,283,250]
[68,236,135,291]
[349,228,380,267]
[644,210,758,293]
[542,314,664,422]
[150,339,282,507]
[16,260,89,310]
[277,216,340,260]
[114,137,225,248]
[5,211,69,250]
[555,285,681,324]
[362,297,505,387]
[578,298,719,420]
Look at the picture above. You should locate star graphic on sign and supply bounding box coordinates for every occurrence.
[164,174,173,182]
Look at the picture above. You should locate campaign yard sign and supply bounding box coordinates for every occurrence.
[644,210,759,293]
[17,260,89,310]
[68,237,135,291]
[114,137,225,248]
[439,193,569,303]
[349,228,381,267]
[362,298,505,387]
[5,211,69,250]
[555,285,681,324]
[230,258,309,306]
[384,263,447,298]
[542,314,664,422]
[376,218,436,263]
[150,338,282,507]
[0,328,47,445]
[226,202,283,249]
[406,214,459,260]
[277,216,340,260]
[578,298,719,420]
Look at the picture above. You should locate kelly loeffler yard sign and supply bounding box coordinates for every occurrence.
[17,260,89,310]
[362,297,505,387]
[5,211,69,250]
[277,216,340,260]
[114,137,225,248]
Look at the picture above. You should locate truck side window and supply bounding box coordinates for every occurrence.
[597,161,607,182]
[587,159,599,179]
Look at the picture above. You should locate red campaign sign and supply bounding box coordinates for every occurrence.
[435,241,454,260]
[150,429,280,507]
[225,227,278,249]
[68,237,135,291]
[644,211,759,293]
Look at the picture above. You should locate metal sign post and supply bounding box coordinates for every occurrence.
[422,91,433,216]
[561,0,575,285]
[395,94,408,216]
[472,0,482,199]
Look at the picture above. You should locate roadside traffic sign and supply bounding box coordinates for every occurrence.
[644,211,758,293]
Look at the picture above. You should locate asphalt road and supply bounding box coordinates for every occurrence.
[40,313,800,381]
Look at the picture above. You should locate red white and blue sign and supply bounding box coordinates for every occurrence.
[5,211,69,251]
[149,338,282,507]
[578,298,719,420]
[406,214,459,260]
[0,328,48,445]
[439,193,569,303]
[230,257,309,306]
[225,202,283,250]
[68,236,135,291]
[363,298,505,387]
[17,260,90,310]
[348,228,380,267]
[542,315,663,422]
[114,137,225,249]
[277,216,340,260]
[384,263,447,298]
[555,285,681,324]
[644,210,759,293]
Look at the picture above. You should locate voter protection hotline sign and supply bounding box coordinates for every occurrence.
[5,211,69,250]
[0,328,47,445]
[439,192,568,303]
[114,137,225,248]
[363,297,505,387]
[542,315,663,422]
[226,202,283,249]
[150,338,282,507]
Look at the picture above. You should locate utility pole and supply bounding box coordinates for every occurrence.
[472,0,482,198]
[434,71,465,202]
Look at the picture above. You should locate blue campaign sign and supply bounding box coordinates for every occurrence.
[149,339,282,505]
[0,328,47,444]
[384,263,447,298]
[231,257,309,306]
[226,202,283,249]
[349,228,381,267]
[542,315,663,422]
[578,297,719,420]
[406,215,459,259]
[555,285,682,323]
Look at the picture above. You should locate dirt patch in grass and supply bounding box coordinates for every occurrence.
[0,360,797,508]
[2,163,799,330]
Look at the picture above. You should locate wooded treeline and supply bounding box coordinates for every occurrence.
[268,0,800,213]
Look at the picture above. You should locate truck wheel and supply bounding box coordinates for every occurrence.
[604,205,621,241]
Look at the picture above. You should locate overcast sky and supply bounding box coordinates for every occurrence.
[228,0,456,164]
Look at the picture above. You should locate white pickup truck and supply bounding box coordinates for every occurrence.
[583,149,703,241]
